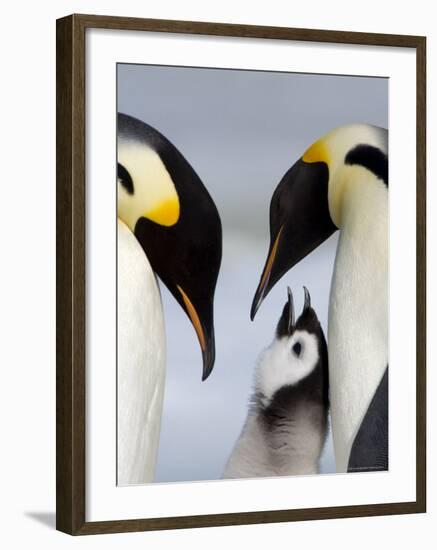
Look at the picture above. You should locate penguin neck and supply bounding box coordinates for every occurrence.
[333,167,388,308]
[328,168,388,472]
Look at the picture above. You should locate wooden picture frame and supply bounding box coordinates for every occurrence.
[56,13,426,535]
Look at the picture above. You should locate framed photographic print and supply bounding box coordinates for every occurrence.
[56,14,426,535]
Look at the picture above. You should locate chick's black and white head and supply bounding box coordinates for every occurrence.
[256,287,328,408]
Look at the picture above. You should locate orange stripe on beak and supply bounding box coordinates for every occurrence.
[259,226,283,291]
[177,285,206,351]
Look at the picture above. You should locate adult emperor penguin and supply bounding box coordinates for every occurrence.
[117,113,222,485]
[250,124,388,473]
[223,288,329,478]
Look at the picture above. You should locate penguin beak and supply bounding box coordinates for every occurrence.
[287,286,295,334]
[250,226,284,320]
[201,333,215,382]
[133,210,221,381]
[177,285,216,381]
[251,158,336,320]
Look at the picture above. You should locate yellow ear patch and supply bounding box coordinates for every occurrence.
[302,139,330,165]
[145,197,180,227]
[118,143,181,230]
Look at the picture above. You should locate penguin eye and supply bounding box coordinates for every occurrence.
[292,341,302,357]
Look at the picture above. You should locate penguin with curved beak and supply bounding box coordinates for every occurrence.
[251,124,388,473]
[117,113,222,484]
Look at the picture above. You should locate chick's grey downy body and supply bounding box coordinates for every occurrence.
[223,289,329,479]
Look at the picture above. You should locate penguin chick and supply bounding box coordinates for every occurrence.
[223,287,329,479]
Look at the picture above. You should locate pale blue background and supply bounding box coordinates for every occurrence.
[117,64,388,482]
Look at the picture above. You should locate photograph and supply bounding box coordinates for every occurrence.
[1,0,431,545]
[116,63,388,486]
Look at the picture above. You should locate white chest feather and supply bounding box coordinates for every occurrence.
[328,168,388,472]
[117,220,166,485]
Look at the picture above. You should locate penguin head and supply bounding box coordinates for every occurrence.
[117,113,222,381]
[255,287,328,407]
[250,124,388,319]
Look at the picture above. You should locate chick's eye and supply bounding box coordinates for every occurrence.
[292,341,302,357]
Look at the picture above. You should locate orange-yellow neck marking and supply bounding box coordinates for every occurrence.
[302,139,330,165]
[145,197,180,227]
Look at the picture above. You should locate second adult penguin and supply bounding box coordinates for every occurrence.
[223,288,329,479]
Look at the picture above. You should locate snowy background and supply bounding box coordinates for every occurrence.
[117,64,388,482]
